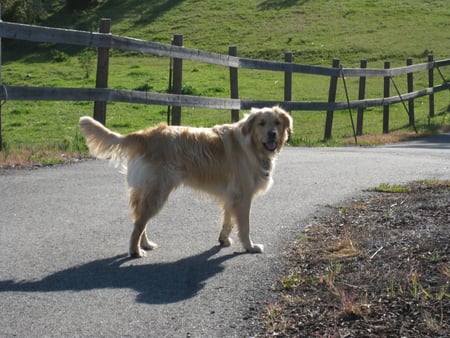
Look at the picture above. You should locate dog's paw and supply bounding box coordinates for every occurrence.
[246,244,264,253]
[218,236,233,247]
[141,240,158,251]
[129,249,147,258]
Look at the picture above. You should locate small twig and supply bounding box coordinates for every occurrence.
[370,246,384,260]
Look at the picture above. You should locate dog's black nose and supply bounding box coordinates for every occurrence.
[268,130,277,140]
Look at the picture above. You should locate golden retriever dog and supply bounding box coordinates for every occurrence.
[79,106,293,258]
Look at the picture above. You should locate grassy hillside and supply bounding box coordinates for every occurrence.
[157,0,446,64]
[1,0,450,161]
[21,0,450,64]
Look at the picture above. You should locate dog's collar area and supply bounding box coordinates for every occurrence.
[260,158,271,176]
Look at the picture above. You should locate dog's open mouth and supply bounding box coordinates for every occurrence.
[263,142,278,151]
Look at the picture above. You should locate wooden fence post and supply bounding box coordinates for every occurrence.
[229,46,239,122]
[407,58,415,126]
[93,18,111,125]
[171,34,183,125]
[324,58,340,140]
[428,54,435,118]
[383,61,391,134]
[284,52,293,106]
[356,59,367,136]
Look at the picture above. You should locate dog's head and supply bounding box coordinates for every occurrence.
[241,106,293,154]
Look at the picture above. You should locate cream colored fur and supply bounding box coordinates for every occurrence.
[79,106,293,257]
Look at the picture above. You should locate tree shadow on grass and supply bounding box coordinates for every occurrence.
[0,246,238,304]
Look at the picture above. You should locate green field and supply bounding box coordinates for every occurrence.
[1,0,449,161]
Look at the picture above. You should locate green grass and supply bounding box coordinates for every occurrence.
[1,0,450,155]
[371,183,411,193]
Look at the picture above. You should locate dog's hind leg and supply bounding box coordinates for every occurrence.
[129,186,170,258]
[218,208,234,247]
[233,197,264,253]
[141,229,158,251]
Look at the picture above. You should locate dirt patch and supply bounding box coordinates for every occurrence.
[257,181,449,337]
[0,151,88,170]
[343,126,450,146]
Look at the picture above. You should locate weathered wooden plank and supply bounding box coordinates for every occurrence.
[324,58,341,139]
[0,21,239,67]
[241,84,449,111]
[170,34,183,125]
[93,18,111,125]
[240,100,335,111]
[356,59,367,136]
[383,61,391,133]
[435,58,450,67]
[239,58,339,76]
[284,52,293,103]
[406,58,415,126]
[1,83,447,112]
[0,21,111,48]
[2,21,450,78]
[0,85,241,109]
[229,46,240,122]
[342,61,435,77]
[109,35,239,67]
[428,54,435,117]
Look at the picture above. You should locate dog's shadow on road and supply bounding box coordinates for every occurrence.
[0,246,238,304]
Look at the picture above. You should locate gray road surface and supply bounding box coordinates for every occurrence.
[1,135,449,337]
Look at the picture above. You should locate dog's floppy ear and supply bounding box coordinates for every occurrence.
[241,108,259,135]
[275,106,294,142]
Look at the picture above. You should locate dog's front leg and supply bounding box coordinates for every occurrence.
[218,209,233,247]
[130,221,148,258]
[234,198,264,253]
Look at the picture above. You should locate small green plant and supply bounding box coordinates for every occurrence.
[57,130,88,153]
[1,140,11,161]
[181,84,202,96]
[78,50,95,79]
[28,154,65,166]
[386,279,396,298]
[372,183,410,193]
[322,262,342,290]
[263,304,286,333]
[336,289,367,320]
[134,83,153,92]
[409,271,421,299]
[51,49,70,63]
[280,274,300,290]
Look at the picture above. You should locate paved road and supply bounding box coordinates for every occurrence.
[1,135,449,337]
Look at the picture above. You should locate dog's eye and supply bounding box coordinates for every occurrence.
[258,121,266,127]
[275,120,281,126]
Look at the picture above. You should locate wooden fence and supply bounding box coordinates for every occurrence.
[1,18,450,147]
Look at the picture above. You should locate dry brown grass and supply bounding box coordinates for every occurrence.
[256,181,450,337]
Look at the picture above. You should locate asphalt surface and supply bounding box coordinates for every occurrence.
[1,134,449,337]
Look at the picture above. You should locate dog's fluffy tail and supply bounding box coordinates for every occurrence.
[79,116,125,160]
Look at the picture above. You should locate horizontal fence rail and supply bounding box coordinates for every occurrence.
[1,84,449,111]
[0,85,241,109]
[2,21,450,77]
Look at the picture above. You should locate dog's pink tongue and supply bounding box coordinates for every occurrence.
[265,142,277,151]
